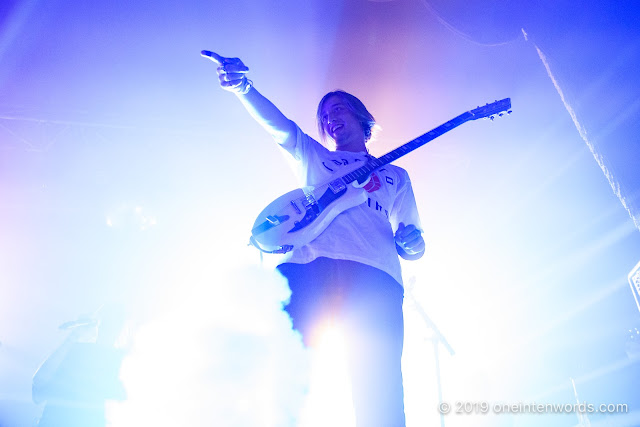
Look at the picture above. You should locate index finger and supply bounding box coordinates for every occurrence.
[201,50,225,64]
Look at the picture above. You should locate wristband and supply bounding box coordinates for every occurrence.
[238,78,253,95]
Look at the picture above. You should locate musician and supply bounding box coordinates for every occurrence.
[203,51,425,427]
[32,304,128,427]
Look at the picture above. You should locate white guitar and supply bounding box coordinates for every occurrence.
[249,98,512,254]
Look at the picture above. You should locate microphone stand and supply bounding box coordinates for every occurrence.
[406,278,455,427]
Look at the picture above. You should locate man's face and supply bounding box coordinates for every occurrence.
[320,95,365,152]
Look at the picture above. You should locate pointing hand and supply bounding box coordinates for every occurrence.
[201,50,252,94]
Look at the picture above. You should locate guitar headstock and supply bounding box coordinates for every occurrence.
[469,98,512,121]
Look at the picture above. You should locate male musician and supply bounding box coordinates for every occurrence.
[203,51,424,427]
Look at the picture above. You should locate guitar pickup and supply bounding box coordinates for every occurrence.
[301,194,317,208]
[329,179,346,194]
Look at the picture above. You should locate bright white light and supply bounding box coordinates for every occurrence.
[107,265,311,427]
[298,322,356,427]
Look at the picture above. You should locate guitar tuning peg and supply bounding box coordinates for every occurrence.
[489,115,495,121]
[507,110,512,114]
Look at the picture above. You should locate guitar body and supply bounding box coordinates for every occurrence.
[251,179,368,253]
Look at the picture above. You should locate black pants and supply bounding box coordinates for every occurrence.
[277,257,406,427]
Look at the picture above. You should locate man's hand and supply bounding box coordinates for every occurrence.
[395,222,425,260]
[201,50,251,94]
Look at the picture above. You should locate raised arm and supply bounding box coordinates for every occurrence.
[32,325,96,404]
[201,50,297,147]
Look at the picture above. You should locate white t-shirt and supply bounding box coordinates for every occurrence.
[275,125,422,286]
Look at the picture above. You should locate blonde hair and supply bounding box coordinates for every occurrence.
[316,90,377,143]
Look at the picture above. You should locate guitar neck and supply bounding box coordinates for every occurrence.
[342,111,474,184]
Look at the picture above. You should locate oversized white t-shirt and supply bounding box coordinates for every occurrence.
[275,125,422,286]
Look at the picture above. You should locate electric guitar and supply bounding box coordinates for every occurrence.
[250,98,512,254]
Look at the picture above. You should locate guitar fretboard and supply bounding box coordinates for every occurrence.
[342,111,474,185]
